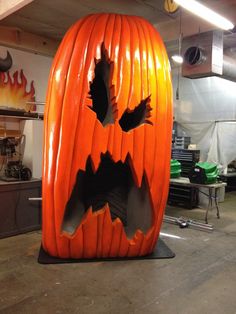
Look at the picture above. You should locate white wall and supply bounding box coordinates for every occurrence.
[0,46,53,178]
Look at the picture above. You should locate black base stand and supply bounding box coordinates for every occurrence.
[38,238,175,264]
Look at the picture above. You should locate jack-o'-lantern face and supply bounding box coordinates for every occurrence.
[42,13,172,259]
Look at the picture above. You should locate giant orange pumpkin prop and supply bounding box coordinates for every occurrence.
[42,13,172,259]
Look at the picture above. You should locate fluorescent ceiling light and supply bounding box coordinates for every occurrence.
[174,0,234,30]
[171,55,183,64]
[0,0,34,20]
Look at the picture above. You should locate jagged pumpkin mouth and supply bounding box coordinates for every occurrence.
[62,153,153,238]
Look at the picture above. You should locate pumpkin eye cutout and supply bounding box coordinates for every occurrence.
[89,43,116,126]
[119,95,153,132]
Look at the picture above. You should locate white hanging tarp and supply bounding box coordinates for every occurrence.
[207,122,236,168]
[172,69,236,169]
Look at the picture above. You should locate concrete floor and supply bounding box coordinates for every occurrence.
[0,192,236,314]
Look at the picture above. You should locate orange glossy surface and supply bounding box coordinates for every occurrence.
[42,13,173,258]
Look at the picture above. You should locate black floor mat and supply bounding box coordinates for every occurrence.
[38,238,175,264]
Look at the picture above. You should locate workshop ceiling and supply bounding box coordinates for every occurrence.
[1,0,236,55]
[1,0,236,40]
[0,0,174,41]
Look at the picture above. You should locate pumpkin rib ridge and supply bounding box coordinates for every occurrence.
[136,18,153,189]
[151,24,172,243]
[131,17,142,109]
[43,35,66,254]
[127,17,145,187]
[116,15,131,117]
[116,219,124,256]
[64,14,102,203]
[149,23,167,245]
[53,29,84,257]
[106,14,118,159]
[109,14,120,103]
[146,22,172,250]
[67,14,103,191]
[138,17,157,192]
[42,38,64,254]
[54,15,98,257]
[136,19,149,190]
[107,15,122,158]
[111,15,128,162]
[105,14,118,121]
[152,58,173,250]
[139,17,163,252]
[89,14,116,172]
[134,18,143,101]
[103,13,115,57]
[125,15,135,111]
[43,20,85,256]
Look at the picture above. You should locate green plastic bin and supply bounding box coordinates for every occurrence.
[170,159,181,178]
[189,162,219,184]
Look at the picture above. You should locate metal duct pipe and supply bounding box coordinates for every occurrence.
[184,46,206,65]
[182,30,236,82]
[183,46,236,82]
[223,54,236,82]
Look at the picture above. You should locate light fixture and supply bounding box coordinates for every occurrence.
[171,54,183,64]
[174,0,234,30]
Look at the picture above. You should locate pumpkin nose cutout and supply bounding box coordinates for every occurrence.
[89,43,116,126]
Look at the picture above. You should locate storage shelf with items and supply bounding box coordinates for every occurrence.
[0,122,32,182]
[0,109,44,121]
[0,107,44,182]
[0,111,43,238]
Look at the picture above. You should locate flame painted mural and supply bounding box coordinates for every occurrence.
[0,51,35,112]
[42,13,173,259]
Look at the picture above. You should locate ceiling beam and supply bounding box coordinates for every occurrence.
[0,26,60,57]
[0,0,34,20]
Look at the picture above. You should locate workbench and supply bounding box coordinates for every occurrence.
[170,177,226,223]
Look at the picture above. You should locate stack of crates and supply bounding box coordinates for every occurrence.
[171,149,200,177]
[168,159,198,209]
